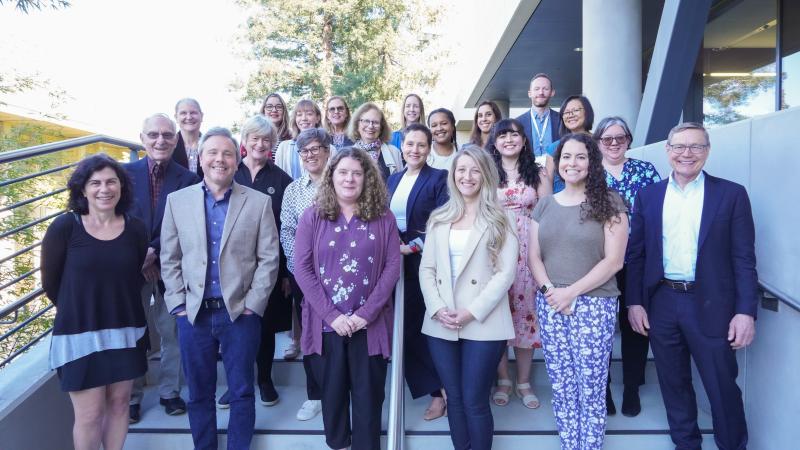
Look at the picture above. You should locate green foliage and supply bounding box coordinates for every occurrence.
[233,0,445,121]
[0,0,70,14]
[703,74,777,126]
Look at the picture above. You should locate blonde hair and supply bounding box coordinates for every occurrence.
[428,145,513,263]
[290,99,322,138]
[314,147,389,222]
[349,102,391,143]
[400,93,425,129]
[323,96,351,134]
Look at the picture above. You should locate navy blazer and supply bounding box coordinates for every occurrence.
[625,172,758,337]
[515,108,561,152]
[387,164,448,245]
[124,157,200,252]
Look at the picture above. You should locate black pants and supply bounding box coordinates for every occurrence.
[615,266,650,387]
[255,285,291,389]
[289,275,322,400]
[308,330,388,450]
[403,255,443,399]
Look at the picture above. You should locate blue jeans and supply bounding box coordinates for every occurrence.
[427,336,506,450]
[177,308,261,450]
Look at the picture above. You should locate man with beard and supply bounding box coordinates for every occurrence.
[516,73,561,166]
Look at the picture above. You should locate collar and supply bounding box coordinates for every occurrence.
[146,157,170,173]
[299,172,316,188]
[668,170,705,193]
[531,107,549,121]
[201,181,234,201]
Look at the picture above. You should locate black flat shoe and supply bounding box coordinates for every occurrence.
[129,404,141,424]
[606,384,616,416]
[621,386,642,417]
[160,396,187,415]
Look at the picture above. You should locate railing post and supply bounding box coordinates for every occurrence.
[386,264,405,449]
[129,146,140,161]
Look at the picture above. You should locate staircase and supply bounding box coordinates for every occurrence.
[126,333,716,450]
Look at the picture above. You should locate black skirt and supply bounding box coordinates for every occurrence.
[57,345,146,392]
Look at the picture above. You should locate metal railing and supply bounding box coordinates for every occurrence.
[386,265,406,449]
[0,134,143,368]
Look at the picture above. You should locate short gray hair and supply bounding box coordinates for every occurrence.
[175,98,202,113]
[142,113,175,132]
[593,116,633,147]
[667,122,709,146]
[296,128,333,152]
[198,127,241,164]
[240,114,277,146]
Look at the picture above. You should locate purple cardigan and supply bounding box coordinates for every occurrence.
[294,207,401,358]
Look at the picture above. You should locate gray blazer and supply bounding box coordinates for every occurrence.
[419,217,517,341]
[160,182,280,324]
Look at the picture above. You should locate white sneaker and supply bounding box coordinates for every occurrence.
[296,400,322,421]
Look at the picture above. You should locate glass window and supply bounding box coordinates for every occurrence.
[780,0,800,109]
[700,0,777,128]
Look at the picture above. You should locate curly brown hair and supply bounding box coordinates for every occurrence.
[314,147,389,222]
[554,132,623,225]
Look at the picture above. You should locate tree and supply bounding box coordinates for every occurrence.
[233,0,446,119]
[0,0,69,14]
[703,74,778,126]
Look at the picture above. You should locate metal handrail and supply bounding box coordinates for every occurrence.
[386,264,405,450]
[0,134,143,164]
[0,209,66,239]
[0,288,45,322]
[0,187,68,213]
[759,280,800,313]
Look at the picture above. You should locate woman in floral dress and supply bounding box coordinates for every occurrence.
[488,118,552,409]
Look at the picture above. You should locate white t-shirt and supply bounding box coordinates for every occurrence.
[389,173,418,233]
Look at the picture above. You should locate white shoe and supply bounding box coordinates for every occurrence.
[296,400,322,421]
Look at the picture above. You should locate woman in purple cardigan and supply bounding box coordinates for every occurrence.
[294,147,401,450]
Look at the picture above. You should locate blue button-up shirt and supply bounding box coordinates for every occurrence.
[530,108,554,157]
[662,171,705,281]
[202,183,232,299]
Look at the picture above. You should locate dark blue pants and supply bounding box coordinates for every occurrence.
[649,286,748,450]
[403,262,443,399]
[177,308,261,450]
[427,336,506,450]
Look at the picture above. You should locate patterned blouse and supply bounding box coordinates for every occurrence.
[605,158,661,216]
[317,215,379,330]
[280,173,318,274]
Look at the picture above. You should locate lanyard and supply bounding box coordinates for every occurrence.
[530,109,549,154]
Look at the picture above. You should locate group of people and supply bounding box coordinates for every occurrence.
[41,71,758,450]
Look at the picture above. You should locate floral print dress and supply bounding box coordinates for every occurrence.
[497,180,541,348]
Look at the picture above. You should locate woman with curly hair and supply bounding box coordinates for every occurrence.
[293,147,401,450]
[487,118,551,410]
[528,132,628,450]
[468,100,502,148]
[419,145,518,450]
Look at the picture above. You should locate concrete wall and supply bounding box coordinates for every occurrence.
[629,105,800,449]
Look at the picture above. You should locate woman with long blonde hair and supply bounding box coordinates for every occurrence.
[419,145,518,450]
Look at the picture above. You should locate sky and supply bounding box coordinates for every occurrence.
[0,0,252,140]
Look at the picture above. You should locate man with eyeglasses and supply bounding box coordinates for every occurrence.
[626,122,757,450]
[125,113,199,423]
[516,73,561,162]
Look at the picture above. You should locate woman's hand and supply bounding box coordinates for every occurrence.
[400,244,414,255]
[330,314,355,337]
[350,314,368,332]
[450,309,475,328]
[434,307,459,329]
[544,287,578,315]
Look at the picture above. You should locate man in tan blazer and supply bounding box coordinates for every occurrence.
[160,127,279,450]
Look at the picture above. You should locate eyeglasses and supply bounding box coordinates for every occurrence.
[359,119,381,128]
[599,135,629,146]
[668,144,708,155]
[562,107,584,118]
[328,106,346,113]
[264,104,284,112]
[145,132,176,140]
[298,145,326,157]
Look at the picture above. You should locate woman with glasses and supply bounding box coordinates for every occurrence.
[349,102,404,180]
[427,108,459,171]
[594,116,660,417]
[260,93,293,156]
[275,99,324,179]
[390,94,425,149]
[529,132,627,450]
[544,95,595,193]
[468,101,503,148]
[324,96,354,148]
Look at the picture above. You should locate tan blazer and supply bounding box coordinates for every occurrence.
[419,218,517,341]
[160,182,280,324]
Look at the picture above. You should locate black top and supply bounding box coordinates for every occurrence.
[234,161,293,279]
[41,213,148,336]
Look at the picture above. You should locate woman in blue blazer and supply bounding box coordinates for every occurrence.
[387,123,449,420]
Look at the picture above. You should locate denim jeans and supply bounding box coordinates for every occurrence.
[177,307,261,450]
[427,336,506,450]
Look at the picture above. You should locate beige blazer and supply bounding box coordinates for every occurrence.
[419,218,517,341]
[160,182,280,324]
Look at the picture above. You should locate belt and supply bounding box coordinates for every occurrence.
[661,279,695,292]
[202,297,225,309]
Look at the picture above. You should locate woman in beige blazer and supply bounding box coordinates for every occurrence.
[419,145,518,450]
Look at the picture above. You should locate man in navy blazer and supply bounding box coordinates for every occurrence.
[125,113,200,422]
[515,73,561,163]
[626,122,757,450]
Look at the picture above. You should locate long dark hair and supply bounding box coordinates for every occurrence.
[67,153,133,215]
[487,118,542,189]
[554,133,622,224]
[427,107,458,148]
[557,95,594,136]
[469,101,502,146]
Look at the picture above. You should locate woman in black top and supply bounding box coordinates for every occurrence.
[41,153,148,450]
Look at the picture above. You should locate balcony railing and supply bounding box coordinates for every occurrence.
[0,135,143,368]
